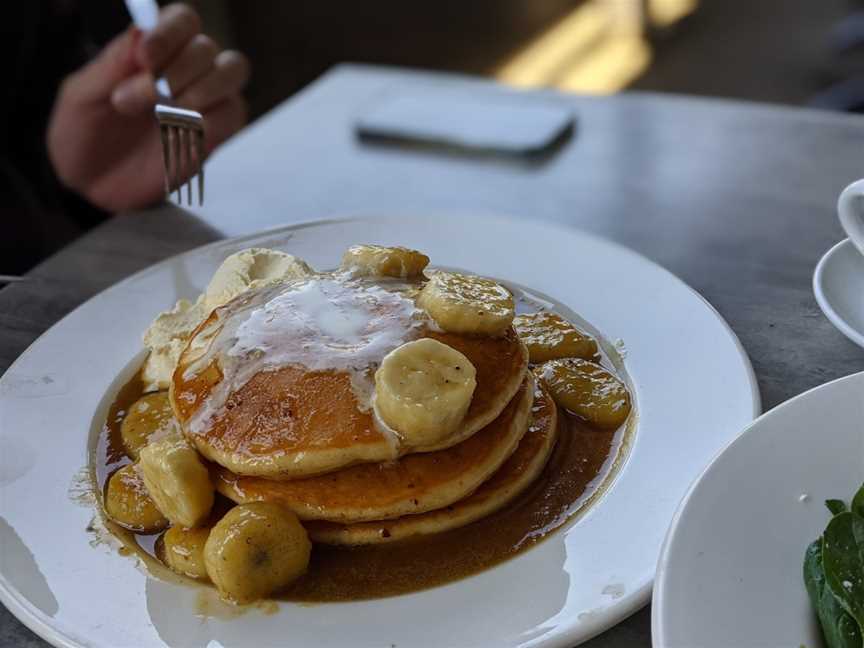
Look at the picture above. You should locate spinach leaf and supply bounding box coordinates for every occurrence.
[851,484,864,518]
[804,539,863,648]
[828,500,849,516]
[823,512,864,636]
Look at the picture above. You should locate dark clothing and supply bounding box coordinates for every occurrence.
[2,1,131,274]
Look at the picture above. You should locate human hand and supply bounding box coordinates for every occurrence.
[47,3,249,212]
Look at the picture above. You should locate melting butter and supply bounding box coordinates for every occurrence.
[184,274,428,437]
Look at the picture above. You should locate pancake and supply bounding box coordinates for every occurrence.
[214,375,534,523]
[306,383,558,545]
[172,273,528,478]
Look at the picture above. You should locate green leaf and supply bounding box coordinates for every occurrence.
[851,484,864,518]
[823,512,864,636]
[804,539,863,648]
[828,500,849,516]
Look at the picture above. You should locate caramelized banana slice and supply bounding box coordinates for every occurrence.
[513,311,598,363]
[374,338,477,446]
[120,391,178,460]
[537,358,631,428]
[139,436,214,528]
[204,502,311,604]
[341,244,429,279]
[105,464,168,534]
[417,271,514,336]
[159,523,212,580]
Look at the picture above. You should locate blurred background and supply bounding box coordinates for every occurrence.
[188,0,859,120]
[4,0,860,275]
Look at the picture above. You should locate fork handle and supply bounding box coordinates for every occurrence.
[125,0,173,100]
[154,77,172,100]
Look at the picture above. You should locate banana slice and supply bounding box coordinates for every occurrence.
[159,523,212,580]
[139,435,214,528]
[104,464,168,534]
[513,311,598,363]
[120,391,178,460]
[340,244,430,279]
[374,338,477,446]
[417,271,514,336]
[204,502,311,604]
[536,358,631,428]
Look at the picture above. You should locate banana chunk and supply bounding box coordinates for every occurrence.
[374,338,477,446]
[104,464,168,534]
[159,523,212,580]
[340,244,430,279]
[513,311,598,363]
[139,436,214,528]
[417,271,514,336]
[536,358,631,428]
[120,391,178,460]
[204,502,311,604]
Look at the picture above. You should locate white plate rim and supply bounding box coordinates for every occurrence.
[0,212,761,648]
[813,238,864,349]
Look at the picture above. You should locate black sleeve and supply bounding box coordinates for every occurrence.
[0,0,130,275]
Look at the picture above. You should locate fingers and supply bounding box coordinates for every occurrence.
[64,27,141,103]
[163,34,219,95]
[177,50,250,111]
[112,46,248,117]
[111,71,158,115]
[203,95,248,153]
[112,2,248,117]
[108,3,205,116]
[88,0,249,150]
[138,3,202,73]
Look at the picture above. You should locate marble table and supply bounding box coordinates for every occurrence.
[2,63,864,647]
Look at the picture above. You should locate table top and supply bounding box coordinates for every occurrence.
[2,63,864,648]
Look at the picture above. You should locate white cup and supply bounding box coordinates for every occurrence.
[838,179,864,256]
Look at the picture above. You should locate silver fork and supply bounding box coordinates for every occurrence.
[155,102,205,206]
[126,0,205,206]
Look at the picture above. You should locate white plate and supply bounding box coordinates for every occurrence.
[814,238,864,349]
[0,214,758,648]
[653,371,864,648]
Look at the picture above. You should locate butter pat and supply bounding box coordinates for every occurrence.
[203,248,313,312]
[142,298,208,391]
[141,248,313,391]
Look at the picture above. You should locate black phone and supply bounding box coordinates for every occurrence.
[355,88,576,157]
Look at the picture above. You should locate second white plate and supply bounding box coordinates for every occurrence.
[653,371,864,647]
[814,238,864,349]
[0,214,758,647]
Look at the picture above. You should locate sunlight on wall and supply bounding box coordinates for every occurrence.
[496,0,697,94]
[651,0,698,28]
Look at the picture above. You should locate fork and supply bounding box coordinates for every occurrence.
[125,0,205,206]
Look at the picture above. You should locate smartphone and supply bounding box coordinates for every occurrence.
[355,88,576,157]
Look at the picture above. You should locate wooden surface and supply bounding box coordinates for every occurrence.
[2,63,864,647]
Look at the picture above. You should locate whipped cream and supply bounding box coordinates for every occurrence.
[202,248,312,312]
[141,248,312,391]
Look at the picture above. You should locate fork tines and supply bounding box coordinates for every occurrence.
[156,104,205,206]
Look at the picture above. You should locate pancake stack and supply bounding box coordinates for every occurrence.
[169,245,559,545]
